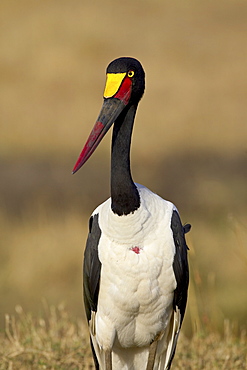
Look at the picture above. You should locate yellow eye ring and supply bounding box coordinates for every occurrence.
[128,70,134,78]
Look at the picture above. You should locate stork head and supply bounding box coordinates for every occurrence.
[72,57,145,174]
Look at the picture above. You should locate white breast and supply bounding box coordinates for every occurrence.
[92,184,177,351]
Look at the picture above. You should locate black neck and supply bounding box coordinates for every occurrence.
[111,104,140,215]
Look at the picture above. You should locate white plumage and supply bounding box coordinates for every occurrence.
[89,185,181,369]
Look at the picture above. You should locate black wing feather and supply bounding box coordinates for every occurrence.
[171,210,190,321]
[83,214,102,322]
[166,211,190,369]
[83,214,102,370]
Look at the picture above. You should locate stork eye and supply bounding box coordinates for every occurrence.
[128,70,135,78]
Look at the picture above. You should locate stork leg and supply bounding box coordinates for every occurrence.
[105,349,112,370]
[146,339,158,370]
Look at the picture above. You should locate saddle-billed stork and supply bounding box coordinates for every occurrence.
[73,57,190,370]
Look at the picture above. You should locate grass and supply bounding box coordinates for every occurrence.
[1,303,93,370]
[0,304,246,369]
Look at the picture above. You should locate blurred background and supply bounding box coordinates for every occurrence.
[0,0,246,335]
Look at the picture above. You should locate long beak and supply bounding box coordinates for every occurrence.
[72,98,126,174]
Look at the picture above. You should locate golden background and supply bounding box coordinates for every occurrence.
[0,0,246,335]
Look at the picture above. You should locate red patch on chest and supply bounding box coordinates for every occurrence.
[131,246,141,254]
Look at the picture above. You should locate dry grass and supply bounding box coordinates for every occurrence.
[0,303,93,370]
[0,304,246,370]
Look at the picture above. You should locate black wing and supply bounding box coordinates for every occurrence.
[171,210,190,322]
[83,213,102,322]
[165,210,190,369]
[83,214,102,370]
